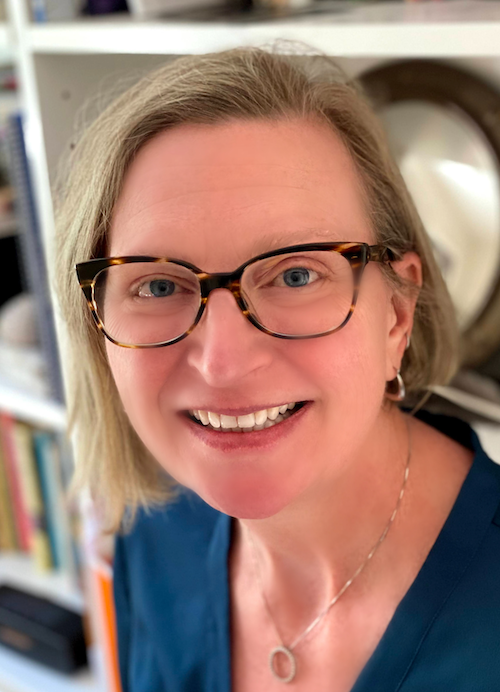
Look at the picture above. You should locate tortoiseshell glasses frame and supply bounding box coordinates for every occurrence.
[75,241,398,349]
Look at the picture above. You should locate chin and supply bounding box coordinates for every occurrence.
[191,474,300,519]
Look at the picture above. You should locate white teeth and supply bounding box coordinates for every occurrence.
[191,402,300,431]
[220,414,237,429]
[198,410,209,426]
[254,409,268,426]
[267,406,280,421]
[207,411,221,428]
[237,413,256,428]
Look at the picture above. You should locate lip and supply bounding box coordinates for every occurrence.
[181,402,303,417]
[178,400,312,452]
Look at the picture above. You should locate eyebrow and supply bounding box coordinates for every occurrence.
[249,227,341,255]
[114,228,344,263]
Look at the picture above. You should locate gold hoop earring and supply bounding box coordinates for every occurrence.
[386,369,406,401]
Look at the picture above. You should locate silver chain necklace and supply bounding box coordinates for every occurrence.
[246,417,412,684]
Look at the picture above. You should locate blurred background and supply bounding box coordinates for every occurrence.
[1,0,500,690]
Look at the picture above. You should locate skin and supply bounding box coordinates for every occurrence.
[106,118,474,690]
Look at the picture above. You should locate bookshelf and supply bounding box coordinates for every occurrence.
[0,552,82,610]
[0,646,97,692]
[18,2,500,57]
[2,1,500,691]
[0,379,66,431]
[0,8,97,682]
[0,554,92,692]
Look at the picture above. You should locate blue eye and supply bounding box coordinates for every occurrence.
[282,268,311,287]
[140,279,176,298]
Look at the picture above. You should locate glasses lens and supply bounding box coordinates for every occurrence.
[94,262,201,346]
[241,250,354,336]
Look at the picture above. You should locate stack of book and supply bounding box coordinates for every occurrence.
[0,412,81,580]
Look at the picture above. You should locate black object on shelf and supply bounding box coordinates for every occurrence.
[0,585,88,673]
[82,0,129,14]
[0,237,22,309]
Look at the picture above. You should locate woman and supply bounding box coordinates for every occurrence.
[55,48,500,691]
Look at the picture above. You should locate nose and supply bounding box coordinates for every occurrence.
[186,288,273,388]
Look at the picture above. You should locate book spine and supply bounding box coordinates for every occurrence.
[54,431,83,587]
[12,422,52,571]
[0,413,31,551]
[82,498,122,692]
[0,434,17,550]
[33,430,67,570]
[90,560,122,692]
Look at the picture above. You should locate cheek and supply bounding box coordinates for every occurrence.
[105,344,177,439]
[301,290,390,402]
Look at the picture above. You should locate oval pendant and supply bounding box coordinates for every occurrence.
[269,646,297,683]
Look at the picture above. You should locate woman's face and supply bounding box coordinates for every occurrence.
[106,118,419,519]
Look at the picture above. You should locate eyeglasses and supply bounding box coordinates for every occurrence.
[75,242,398,349]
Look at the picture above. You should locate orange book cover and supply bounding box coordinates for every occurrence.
[91,560,122,692]
[83,497,122,692]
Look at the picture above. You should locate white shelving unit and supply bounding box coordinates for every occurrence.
[2,1,500,691]
[0,12,94,692]
[20,1,500,57]
[0,379,66,431]
[0,646,97,692]
[0,551,100,692]
[0,552,82,610]
[0,555,97,692]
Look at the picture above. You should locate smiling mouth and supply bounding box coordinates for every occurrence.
[185,401,308,432]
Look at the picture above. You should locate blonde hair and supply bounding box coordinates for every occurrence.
[54,47,459,532]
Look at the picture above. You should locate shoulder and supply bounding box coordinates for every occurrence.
[412,408,499,467]
[410,408,500,522]
[411,409,500,485]
[398,409,500,588]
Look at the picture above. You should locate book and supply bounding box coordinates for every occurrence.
[0,412,30,551]
[33,430,74,572]
[12,421,52,571]
[54,431,84,588]
[82,498,122,692]
[90,560,122,692]
[0,434,17,550]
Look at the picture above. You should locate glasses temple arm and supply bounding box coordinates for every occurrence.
[368,245,404,264]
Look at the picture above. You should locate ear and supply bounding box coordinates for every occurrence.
[385,251,422,381]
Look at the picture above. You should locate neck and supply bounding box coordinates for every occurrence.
[233,406,413,639]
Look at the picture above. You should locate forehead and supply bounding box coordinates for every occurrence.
[108,118,372,268]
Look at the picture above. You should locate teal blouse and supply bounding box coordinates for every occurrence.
[113,411,500,691]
